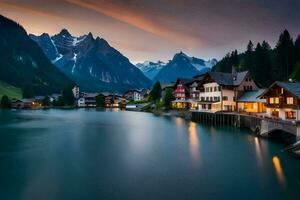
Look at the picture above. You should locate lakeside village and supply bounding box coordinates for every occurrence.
[2,66,300,151]
[4,66,299,120]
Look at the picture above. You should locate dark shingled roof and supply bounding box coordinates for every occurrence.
[208,71,249,86]
[276,81,300,98]
[238,89,266,102]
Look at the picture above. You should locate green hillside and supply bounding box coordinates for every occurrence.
[0,81,22,99]
[0,15,73,95]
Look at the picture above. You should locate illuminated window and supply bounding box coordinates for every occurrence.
[285,111,296,119]
[275,97,279,104]
[269,98,274,104]
[287,97,293,104]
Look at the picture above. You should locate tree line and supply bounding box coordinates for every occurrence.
[213,29,300,87]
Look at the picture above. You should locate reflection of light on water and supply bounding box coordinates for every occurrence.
[175,117,184,127]
[188,122,200,166]
[254,137,263,166]
[272,156,286,188]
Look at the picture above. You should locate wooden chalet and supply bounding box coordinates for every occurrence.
[260,81,300,120]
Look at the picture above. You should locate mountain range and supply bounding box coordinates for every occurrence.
[0,14,217,96]
[0,15,73,95]
[141,52,217,84]
[30,30,152,92]
[136,61,166,80]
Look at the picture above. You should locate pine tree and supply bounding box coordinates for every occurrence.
[163,88,175,108]
[96,95,105,107]
[261,41,272,85]
[231,50,239,67]
[42,96,51,107]
[294,35,300,62]
[275,30,295,81]
[149,82,162,102]
[1,95,11,109]
[62,85,75,106]
[245,41,254,69]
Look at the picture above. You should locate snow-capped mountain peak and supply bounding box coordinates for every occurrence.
[152,52,217,83]
[30,30,152,92]
[136,60,166,80]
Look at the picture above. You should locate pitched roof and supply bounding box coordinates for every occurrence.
[177,78,193,85]
[208,71,249,86]
[276,81,300,98]
[124,89,141,94]
[238,89,266,102]
[234,71,249,86]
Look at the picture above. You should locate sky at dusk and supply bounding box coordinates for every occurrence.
[1,0,300,63]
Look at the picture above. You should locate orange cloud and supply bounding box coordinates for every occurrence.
[0,1,63,20]
[66,0,200,47]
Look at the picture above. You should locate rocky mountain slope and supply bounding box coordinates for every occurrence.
[0,15,73,95]
[153,52,217,84]
[31,30,152,92]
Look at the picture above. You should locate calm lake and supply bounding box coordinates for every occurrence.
[0,109,300,199]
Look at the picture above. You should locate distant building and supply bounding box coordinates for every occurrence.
[77,93,98,107]
[123,90,143,101]
[77,97,85,107]
[12,99,41,109]
[260,81,300,120]
[34,96,45,105]
[171,78,192,109]
[72,86,80,99]
[105,94,126,108]
[49,94,61,102]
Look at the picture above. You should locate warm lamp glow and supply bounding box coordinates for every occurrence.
[188,122,200,166]
[272,156,286,188]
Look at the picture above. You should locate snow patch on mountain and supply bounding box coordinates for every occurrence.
[71,53,77,74]
[136,61,166,80]
[53,54,63,63]
[72,35,87,46]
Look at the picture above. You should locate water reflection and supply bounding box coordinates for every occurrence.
[272,156,286,189]
[254,137,263,166]
[188,122,200,166]
[175,117,184,127]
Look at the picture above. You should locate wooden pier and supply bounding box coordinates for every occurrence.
[191,111,300,141]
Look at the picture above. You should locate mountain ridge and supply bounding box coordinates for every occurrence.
[143,52,217,83]
[0,15,73,95]
[31,29,152,92]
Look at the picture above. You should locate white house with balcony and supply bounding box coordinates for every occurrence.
[197,67,259,112]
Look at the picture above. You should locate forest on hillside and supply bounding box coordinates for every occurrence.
[212,30,300,87]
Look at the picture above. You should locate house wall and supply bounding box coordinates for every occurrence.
[198,83,235,112]
[77,98,85,107]
[236,76,258,91]
[266,107,300,120]
[222,89,235,111]
[199,82,221,101]
[133,92,142,101]
[238,102,266,113]
[174,84,188,100]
